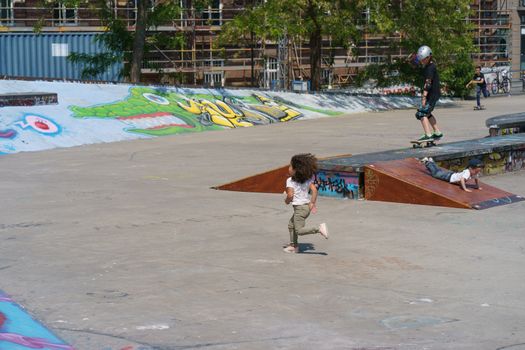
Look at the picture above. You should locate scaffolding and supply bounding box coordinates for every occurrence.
[469,0,512,67]
[0,0,516,86]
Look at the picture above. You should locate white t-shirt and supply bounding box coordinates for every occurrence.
[450,169,471,183]
[286,177,313,205]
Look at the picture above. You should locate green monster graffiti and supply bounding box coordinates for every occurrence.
[70,87,341,136]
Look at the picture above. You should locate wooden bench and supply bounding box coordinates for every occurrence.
[486,112,525,136]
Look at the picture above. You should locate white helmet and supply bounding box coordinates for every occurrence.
[416,45,432,62]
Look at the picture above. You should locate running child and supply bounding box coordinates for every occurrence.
[421,157,484,192]
[284,153,328,253]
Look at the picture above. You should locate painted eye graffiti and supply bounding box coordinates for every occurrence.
[15,115,60,135]
[143,93,170,105]
[35,120,50,130]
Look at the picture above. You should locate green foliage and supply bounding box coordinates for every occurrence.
[365,0,475,97]
[440,52,475,98]
[66,0,210,81]
[217,5,260,46]
[219,0,368,90]
[68,51,121,80]
[220,0,474,94]
[237,0,367,44]
[66,1,130,79]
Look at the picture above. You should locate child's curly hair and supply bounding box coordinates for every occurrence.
[290,153,318,184]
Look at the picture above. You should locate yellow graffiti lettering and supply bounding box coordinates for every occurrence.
[200,99,252,128]
[210,114,236,128]
[177,94,301,128]
[178,98,253,128]
[214,100,253,127]
[214,100,241,118]
[254,94,272,104]
[276,105,302,121]
[253,94,302,122]
[177,98,203,115]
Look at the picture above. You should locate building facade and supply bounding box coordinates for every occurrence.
[0,0,522,87]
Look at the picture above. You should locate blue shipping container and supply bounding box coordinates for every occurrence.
[0,33,123,81]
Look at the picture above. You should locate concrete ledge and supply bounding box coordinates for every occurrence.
[0,92,58,107]
[319,134,525,173]
[317,134,525,200]
[486,112,525,136]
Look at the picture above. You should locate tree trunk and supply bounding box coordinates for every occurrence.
[250,31,255,87]
[309,28,322,91]
[130,0,148,83]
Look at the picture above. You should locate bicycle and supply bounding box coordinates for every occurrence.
[490,69,511,95]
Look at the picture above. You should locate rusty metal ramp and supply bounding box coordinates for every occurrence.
[214,165,290,194]
[214,153,353,194]
[364,158,524,209]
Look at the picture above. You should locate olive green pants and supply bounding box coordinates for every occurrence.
[288,204,320,245]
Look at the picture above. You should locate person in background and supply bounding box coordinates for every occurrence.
[466,66,490,110]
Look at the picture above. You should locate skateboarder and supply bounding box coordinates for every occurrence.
[411,45,443,142]
[421,157,484,192]
[466,66,489,110]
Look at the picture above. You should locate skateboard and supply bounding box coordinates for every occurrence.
[473,105,485,110]
[410,139,436,148]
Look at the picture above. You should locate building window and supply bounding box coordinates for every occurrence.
[202,0,222,26]
[53,2,78,25]
[0,0,12,25]
[263,57,279,89]
[204,71,224,87]
[204,59,224,87]
[114,0,137,26]
[521,25,525,70]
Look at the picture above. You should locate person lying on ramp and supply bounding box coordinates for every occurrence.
[420,157,484,192]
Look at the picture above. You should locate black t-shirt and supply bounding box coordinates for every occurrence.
[423,61,440,99]
[472,72,486,88]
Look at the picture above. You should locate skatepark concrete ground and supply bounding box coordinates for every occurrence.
[1,95,524,350]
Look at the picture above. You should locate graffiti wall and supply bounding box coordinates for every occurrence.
[315,171,360,199]
[0,79,422,155]
[0,291,74,349]
[437,148,525,176]
[68,89,311,136]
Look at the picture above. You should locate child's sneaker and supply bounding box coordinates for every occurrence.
[432,132,443,139]
[283,244,299,253]
[319,223,329,239]
[420,157,429,164]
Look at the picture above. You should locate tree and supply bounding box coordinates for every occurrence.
[365,0,476,97]
[67,0,144,81]
[130,0,148,83]
[220,0,367,91]
[65,1,130,80]
[217,6,261,87]
[69,0,210,83]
